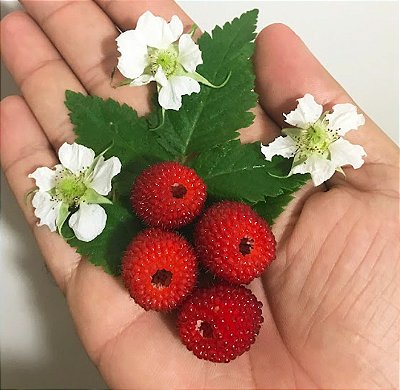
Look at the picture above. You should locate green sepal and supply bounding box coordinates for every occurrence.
[82,188,113,205]
[335,166,346,176]
[282,127,303,139]
[24,188,37,206]
[187,71,232,88]
[189,23,198,37]
[112,78,133,88]
[56,202,70,236]
[290,153,307,170]
[85,141,115,179]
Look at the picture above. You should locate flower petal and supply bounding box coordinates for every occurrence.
[116,30,149,79]
[28,166,58,191]
[32,191,61,232]
[69,203,107,242]
[291,154,336,186]
[90,156,122,196]
[158,75,200,110]
[154,66,168,87]
[136,11,183,49]
[329,138,366,169]
[260,136,297,161]
[168,15,184,42]
[58,143,95,174]
[284,94,323,129]
[135,11,162,47]
[178,34,202,73]
[326,103,365,136]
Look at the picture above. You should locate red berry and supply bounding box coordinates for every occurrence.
[131,162,207,229]
[122,228,197,311]
[177,284,263,363]
[194,201,276,284]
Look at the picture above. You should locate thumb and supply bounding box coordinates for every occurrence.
[254,24,398,192]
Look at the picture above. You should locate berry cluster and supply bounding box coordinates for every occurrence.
[122,161,276,362]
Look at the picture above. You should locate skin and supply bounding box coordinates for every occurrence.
[1,1,399,389]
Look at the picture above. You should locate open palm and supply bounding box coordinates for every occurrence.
[1,1,398,389]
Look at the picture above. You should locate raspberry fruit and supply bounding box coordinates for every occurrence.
[131,162,207,229]
[177,284,263,362]
[122,228,197,311]
[194,201,276,284]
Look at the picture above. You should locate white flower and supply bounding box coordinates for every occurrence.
[29,143,121,242]
[261,94,366,186]
[116,11,214,111]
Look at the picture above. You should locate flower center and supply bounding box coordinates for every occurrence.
[54,170,87,206]
[149,47,179,78]
[297,119,338,158]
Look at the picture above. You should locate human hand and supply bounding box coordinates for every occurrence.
[1,1,398,389]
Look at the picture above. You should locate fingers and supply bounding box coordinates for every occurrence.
[1,11,84,149]
[255,24,344,127]
[95,0,194,31]
[20,0,198,115]
[239,105,281,145]
[254,23,398,190]
[0,96,81,292]
[18,0,280,144]
[20,0,153,115]
[254,24,397,156]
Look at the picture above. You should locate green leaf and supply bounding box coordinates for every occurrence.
[65,91,172,163]
[154,9,258,158]
[64,92,172,274]
[191,140,308,204]
[254,192,298,226]
[65,201,141,275]
[65,91,174,195]
[62,10,307,274]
